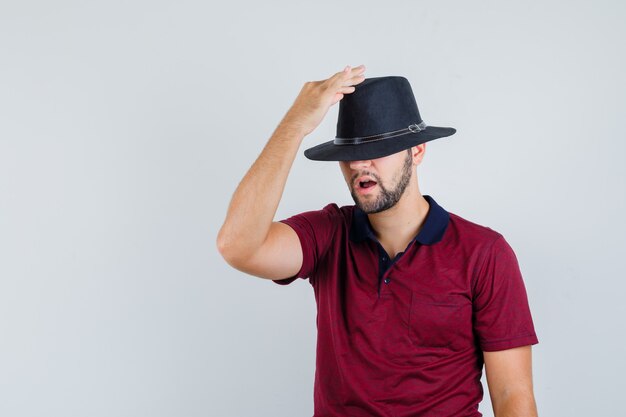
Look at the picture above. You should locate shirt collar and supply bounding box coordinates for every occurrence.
[349,194,450,245]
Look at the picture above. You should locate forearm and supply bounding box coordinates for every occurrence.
[217,65,366,262]
[217,121,305,262]
[493,392,538,417]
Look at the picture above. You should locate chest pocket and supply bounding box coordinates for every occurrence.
[408,292,468,349]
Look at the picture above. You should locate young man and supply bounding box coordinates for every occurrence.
[217,65,539,417]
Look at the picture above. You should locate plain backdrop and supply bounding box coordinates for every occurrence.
[1,1,625,416]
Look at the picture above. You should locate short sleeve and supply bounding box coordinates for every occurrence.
[272,203,341,286]
[472,235,539,351]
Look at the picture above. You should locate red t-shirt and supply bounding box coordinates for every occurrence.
[273,194,539,417]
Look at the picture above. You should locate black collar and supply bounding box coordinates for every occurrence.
[349,194,450,245]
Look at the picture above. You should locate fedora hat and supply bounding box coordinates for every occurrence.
[303,76,456,161]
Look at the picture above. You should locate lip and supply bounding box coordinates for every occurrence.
[355,175,376,185]
[355,176,378,195]
[356,183,378,194]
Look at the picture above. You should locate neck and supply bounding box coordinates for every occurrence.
[366,183,430,253]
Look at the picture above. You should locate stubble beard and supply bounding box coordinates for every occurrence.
[350,151,414,214]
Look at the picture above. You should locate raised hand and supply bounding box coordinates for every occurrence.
[281,64,366,137]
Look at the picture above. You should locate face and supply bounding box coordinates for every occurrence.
[339,148,415,214]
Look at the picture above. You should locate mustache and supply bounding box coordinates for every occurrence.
[351,172,380,184]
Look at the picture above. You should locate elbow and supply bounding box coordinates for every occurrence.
[492,390,538,417]
[216,229,236,265]
[216,229,249,269]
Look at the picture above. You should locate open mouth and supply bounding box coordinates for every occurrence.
[356,179,378,193]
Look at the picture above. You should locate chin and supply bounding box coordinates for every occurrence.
[356,201,379,214]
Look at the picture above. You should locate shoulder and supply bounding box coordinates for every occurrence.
[280,202,355,228]
[445,211,521,268]
[445,211,504,248]
[313,202,356,219]
[320,202,349,214]
[302,202,354,219]
[447,211,504,239]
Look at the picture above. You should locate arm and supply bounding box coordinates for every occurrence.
[483,345,538,417]
[216,65,366,279]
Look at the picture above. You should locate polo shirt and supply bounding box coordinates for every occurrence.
[273,194,539,417]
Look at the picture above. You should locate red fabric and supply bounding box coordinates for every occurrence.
[273,196,538,417]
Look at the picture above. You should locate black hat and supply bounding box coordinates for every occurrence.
[303,76,456,161]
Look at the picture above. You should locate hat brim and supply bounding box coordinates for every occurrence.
[303,126,456,161]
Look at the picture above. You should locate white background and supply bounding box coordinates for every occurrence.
[1,1,625,416]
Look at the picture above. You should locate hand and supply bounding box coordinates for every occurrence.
[280,65,366,137]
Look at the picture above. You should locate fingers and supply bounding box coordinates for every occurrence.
[331,64,366,90]
[331,93,344,106]
[349,73,366,86]
[343,64,366,74]
[304,64,365,108]
[338,85,356,94]
[325,65,364,106]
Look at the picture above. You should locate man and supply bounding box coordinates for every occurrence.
[217,65,539,417]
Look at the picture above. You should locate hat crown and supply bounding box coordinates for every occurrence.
[336,76,422,139]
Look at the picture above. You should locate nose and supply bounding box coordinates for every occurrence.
[349,159,372,169]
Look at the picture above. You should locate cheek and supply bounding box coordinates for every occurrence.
[339,165,351,182]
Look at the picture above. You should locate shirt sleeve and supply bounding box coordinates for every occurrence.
[472,234,539,351]
[271,203,341,286]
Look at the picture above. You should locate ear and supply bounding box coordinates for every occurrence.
[410,143,426,165]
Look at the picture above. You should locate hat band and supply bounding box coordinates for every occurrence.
[334,121,427,145]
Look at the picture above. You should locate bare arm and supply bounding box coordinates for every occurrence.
[484,345,538,417]
[216,65,366,279]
